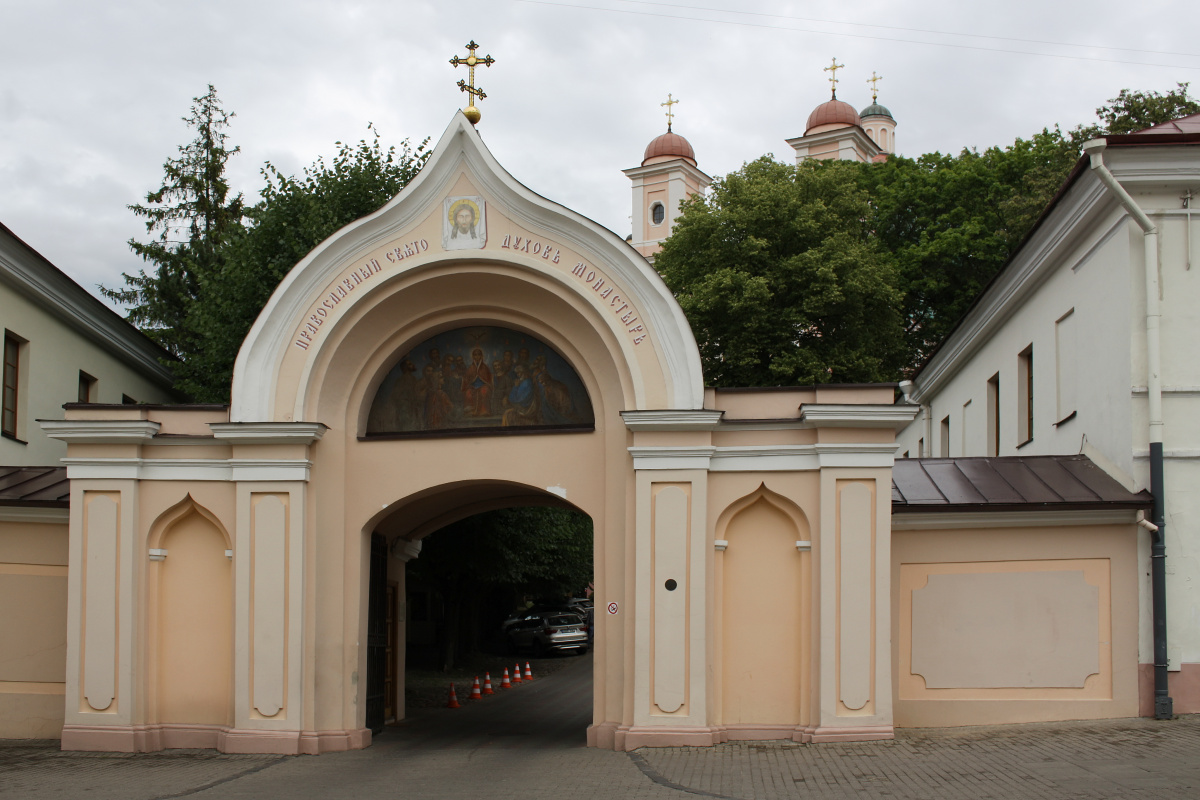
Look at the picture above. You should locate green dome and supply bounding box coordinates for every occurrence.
[860,102,893,120]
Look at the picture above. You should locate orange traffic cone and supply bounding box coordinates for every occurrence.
[482,672,495,695]
[468,676,482,700]
[524,662,533,680]
[446,682,461,709]
[512,663,523,684]
[500,668,512,689]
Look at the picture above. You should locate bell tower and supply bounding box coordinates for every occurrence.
[623,95,711,260]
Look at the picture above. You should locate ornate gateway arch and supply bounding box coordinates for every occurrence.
[45,113,916,753]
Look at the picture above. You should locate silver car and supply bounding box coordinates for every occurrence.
[507,612,588,656]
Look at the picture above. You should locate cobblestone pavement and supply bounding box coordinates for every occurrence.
[3,657,1200,800]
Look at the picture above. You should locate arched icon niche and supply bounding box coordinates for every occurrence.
[364,325,595,437]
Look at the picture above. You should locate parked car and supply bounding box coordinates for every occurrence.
[507,611,588,656]
[501,604,574,632]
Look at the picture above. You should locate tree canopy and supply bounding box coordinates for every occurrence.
[654,157,907,386]
[657,83,1199,383]
[181,127,428,401]
[102,85,245,366]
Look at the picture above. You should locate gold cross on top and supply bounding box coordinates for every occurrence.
[823,57,844,99]
[449,40,496,125]
[867,71,883,103]
[661,93,680,132]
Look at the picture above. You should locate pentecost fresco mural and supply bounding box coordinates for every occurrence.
[365,326,595,436]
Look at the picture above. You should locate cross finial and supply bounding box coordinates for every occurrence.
[867,71,883,103]
[824,57,844,99]
[449,40,496,125]
[661,93,680,133]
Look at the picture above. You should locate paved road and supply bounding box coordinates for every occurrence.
[4,654,1200,799]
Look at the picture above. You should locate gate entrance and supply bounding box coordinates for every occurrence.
[51,112,908,755]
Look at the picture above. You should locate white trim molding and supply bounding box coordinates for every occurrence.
[629,442,900,471]
[890,508,1141,531]
[40,419,161,443]
[0,506,69,524]
[620,410,724,431]
[210,422,327,445]
[798,403,920,429]
[62,457,313,482]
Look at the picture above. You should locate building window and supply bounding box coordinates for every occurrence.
[651,202,665,225]
[917,437,924,458]
[78,371,97,403]
[986,372,1000,456]
[122,394,137,405]
[2,334,19,437]
[1018,345,1033,446]
[939,415,950,457]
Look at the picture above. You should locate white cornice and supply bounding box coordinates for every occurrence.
[40,419,161,443]
[621,410,724,431]
[629,442,898,471]
[890,508,1140,530]
[210,422,328,445]
[62,457,312,482]
[0,229,174,387]
[0,506,69,523]
[621,160,712,186]
[798,404,919,429]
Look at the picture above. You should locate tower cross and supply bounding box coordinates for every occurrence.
[449,40,496,124]
[661,93,680,132]
[867,71,883,103]
[823,57,844,99]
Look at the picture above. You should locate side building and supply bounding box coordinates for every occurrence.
[0,221,176,737]
[895,115,1200,716]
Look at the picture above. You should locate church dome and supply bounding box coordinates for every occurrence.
[643,131,696,166]
[860,102,893,120]
[805,99,862,133]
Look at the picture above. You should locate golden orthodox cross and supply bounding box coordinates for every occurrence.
[449,40,495,124]
[824,57,844,99]
[867,71,883,103]
[661,93,680,132]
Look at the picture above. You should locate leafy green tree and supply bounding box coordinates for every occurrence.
[654,157,906,387]
[407,506,593,670]
[1073,82,1200,140]
[860,127,1079,362]
[102,85,245,364]
[178,127,429,401]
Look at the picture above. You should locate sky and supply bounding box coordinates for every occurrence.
[1,0,1197,310]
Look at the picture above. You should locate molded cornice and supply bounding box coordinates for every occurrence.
[210,422,328,445]
[40,419,161,443]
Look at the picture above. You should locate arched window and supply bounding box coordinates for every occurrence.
[651,202,665,225]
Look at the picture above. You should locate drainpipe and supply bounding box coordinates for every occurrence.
[1084,138,1173,719]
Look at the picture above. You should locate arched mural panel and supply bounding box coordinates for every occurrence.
[365,325,594,435]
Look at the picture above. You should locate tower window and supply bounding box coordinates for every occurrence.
[651,202,665,225]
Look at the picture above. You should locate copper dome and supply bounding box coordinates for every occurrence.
[643,131,696,165]
[805,99,862,133]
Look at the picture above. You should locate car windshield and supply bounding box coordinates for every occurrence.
[547,615,582,627]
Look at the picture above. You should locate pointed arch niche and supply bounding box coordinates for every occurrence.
[714,484,811,733]
[148,496,233,727]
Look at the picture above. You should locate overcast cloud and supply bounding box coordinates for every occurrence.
[1,0,1196,309]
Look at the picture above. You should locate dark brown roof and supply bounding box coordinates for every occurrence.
[0,466,69,507]
[891,455,1151,513]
